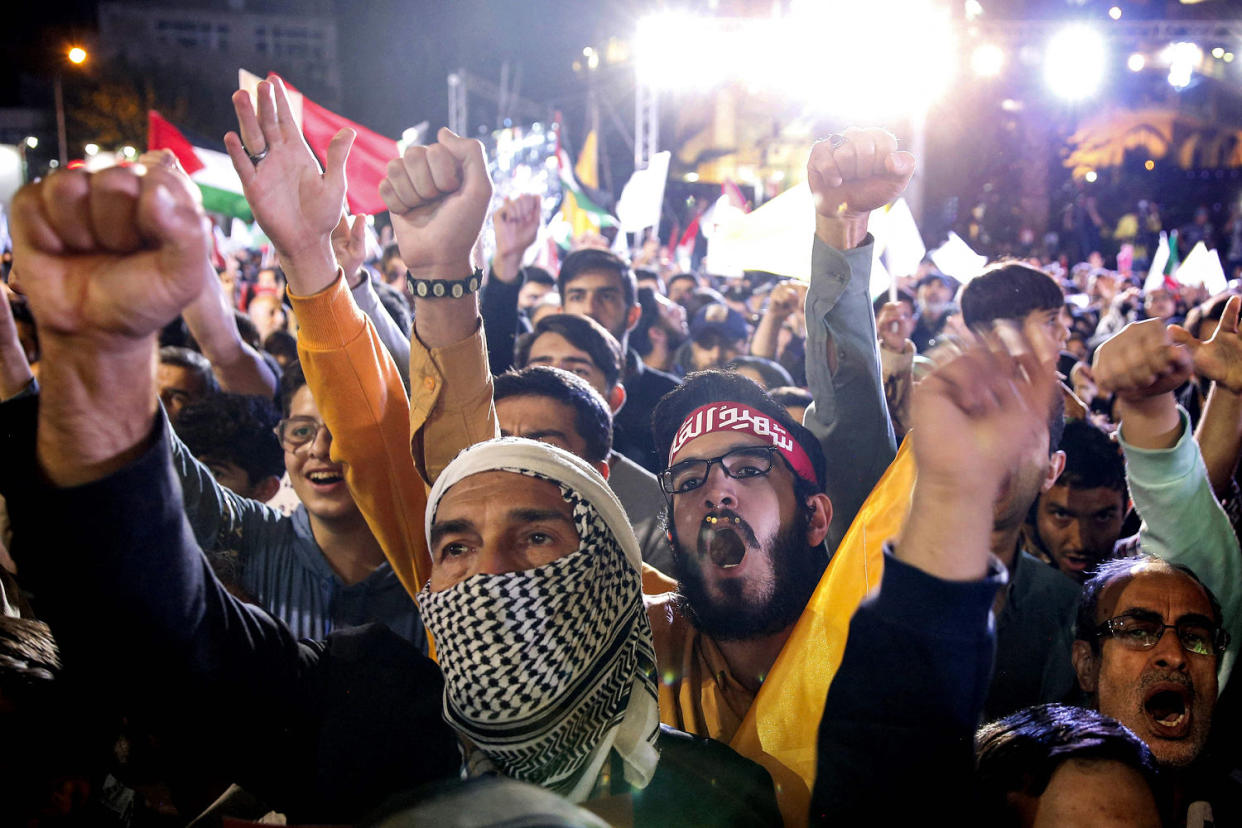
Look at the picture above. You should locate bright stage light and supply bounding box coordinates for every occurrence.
[972,43,1005,77]
[1108,6,1122,20]
[1045,26,1108,101]
[23,136,38,149]
[636,1,955,118]
[1128,53,1146,72]
[1085,170,1098,183]
[84,143,99,156]
[1212,47,1225,59]
[1145,159,1155,171]
[1163,42,1202,89]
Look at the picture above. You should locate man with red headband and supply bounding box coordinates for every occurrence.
[643,128,913,743]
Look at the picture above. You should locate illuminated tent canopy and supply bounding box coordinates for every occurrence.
[1064,107,1242,179]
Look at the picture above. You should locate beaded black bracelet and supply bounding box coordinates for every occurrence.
[405,268,484,300]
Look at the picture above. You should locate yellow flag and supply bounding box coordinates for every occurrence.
[729,437,917,826]
[575,130,599,189]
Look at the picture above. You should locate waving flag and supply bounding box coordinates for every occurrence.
[148,111,252,221]
[239,69,398,215]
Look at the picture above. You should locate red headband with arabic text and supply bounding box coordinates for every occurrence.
[668,402,818,486]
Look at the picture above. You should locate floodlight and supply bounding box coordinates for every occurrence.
[1127,53,1146,72]
[67,47,87,65]
[1108,6,1122,20]
[1085,170,1098,183]
[1212,47,1225,59]
[971,43,1005,77]
[84,143,99,156]
[23,136,38,149]
[1044,26,1107,101]
[1164,42,1202,89]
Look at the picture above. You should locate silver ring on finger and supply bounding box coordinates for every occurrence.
[828,133,848,150]
[247,145,270,166]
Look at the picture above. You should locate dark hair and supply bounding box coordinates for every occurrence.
[1056,419,1126,494]
[727,355,795,390]
[158,345,219,396]
[872,289,916,315]
[651,369,827,496]
[278,360,308,418]
[681,286,729,324]
[263,329,299,364]
[769,385,813,411]
[960,261,1064,328]
[173,393,285,485]
[1075,555,1225,656]
[494,366,613,463]
[524,266,556,287]
[233,309,262,350]
[557,248,637,308]
[514,313,624,389]
[668,272,698,294]
[976,703,1158,816]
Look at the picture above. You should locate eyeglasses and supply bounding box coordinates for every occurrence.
[275,416,330,452]
[1095,613,1230,657]
[659,445,780,495]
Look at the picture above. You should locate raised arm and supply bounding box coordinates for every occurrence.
[1094,311,1242,686]
[380,130,500,484]
[803,128,913,549]
[139,150,278,398]
[0,291,34,401]
[812,326,1053,824]
[1180,297,1242,493]
[332,212,412,389]
[225,76,432,596]
[481,193,541,376]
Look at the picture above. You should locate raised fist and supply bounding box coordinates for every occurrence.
[807,127,915,219]
[912,324,1055,498]
[494,194,542,264]
[379,127,492,280]
[876,301,915,352]
[766,281,806,320]
[10,165,210,343]
[1093,318,1193,402]
[331,212,368,288]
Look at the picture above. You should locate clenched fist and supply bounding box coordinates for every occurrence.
[807,127,915,220]
[380,127,493,281]
[1093,318,1193,402]
[10,164,210,344]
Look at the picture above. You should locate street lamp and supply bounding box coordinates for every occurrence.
[56,45,88,165]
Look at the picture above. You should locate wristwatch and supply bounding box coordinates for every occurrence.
[405,268,484,300]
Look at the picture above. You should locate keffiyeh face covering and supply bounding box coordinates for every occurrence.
[420,438,660,802]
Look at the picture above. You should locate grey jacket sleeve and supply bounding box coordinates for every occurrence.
[803,234,898,551]
[168,418,285,560]
[350,275,411,391]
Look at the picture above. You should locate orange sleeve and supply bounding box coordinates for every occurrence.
[289,274,431,599]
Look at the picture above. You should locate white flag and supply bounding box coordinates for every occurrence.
[616,151,671,233]
[930,232,986,283]
[1144,232,1170,294]
[883,198,926,280]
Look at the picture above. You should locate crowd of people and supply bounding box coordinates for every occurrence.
[2,75,1241,827]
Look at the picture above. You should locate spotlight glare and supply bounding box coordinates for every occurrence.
[1108,6,1121,20]
[84,143,99,156]
[1145,159,1155,171]
[67,47,87,65]
[1127,53,1146,72]
[1227,53,1235,63]
[23,136,38,149]
[971,43,1005,77]
[1212,47,1226,59]
[1085,170,1098,183]
[1045,26,1108,101]
[1165,42,1202,89]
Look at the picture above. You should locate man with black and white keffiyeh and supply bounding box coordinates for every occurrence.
[420,437,780,824]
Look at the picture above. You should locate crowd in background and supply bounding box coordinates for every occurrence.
[2,82,1242,827]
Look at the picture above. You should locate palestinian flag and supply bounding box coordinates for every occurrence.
[148,111,252,221]
[553,124,617,244]
[239,70,399,216]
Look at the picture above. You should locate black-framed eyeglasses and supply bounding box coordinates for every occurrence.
[659,445,781,495]
[275,416,330,452]
[1095,613,1230,657]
